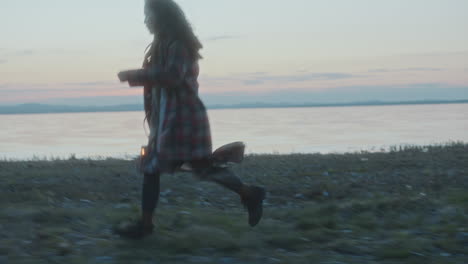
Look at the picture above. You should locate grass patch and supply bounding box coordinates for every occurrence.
[265,231,308,250]
[351,212,378,230]
[446,189,468,205]
[1,144,467,263]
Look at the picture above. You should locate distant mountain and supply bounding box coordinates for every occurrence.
[207,99,468,109]
[0,103,143,115]
[0,100,467,115]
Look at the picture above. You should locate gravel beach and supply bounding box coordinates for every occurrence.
[0,143,467,263]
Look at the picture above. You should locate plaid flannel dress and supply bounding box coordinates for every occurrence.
[131,40,212,173]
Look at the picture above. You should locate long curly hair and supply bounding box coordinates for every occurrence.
[144,0,203,64]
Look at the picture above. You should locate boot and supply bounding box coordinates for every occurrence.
[241,186,266,227]
[113,219,154,239]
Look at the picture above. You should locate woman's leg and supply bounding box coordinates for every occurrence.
[114,171,160,239]
[190,159,266,227]
[190,159,245,195]
[141,171,160,227]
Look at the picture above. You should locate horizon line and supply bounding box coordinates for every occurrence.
[1,99,468,115]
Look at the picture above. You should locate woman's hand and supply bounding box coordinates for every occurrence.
[118,69,147,87]
[118,70,132,82]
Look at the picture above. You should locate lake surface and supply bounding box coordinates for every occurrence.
[1,104,467,160]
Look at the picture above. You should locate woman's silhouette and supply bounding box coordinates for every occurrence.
[117,0,265,239]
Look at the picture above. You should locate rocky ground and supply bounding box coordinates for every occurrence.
[0,143,467,264]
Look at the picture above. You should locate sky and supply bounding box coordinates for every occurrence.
[1,0,468,106]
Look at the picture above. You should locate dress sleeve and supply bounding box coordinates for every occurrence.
[127,41,190,88]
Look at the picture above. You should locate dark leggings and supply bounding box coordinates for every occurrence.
[142,171,161,213]
[142,159,244,213]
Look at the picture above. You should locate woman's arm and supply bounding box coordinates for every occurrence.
[118,42,190,87]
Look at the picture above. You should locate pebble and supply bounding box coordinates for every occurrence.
[79,199,92,204]
[119,196,131,203]
[322,171,330,177]
[275,248,287,254]
[57,242,72,256]
[440,252,451,257]
[410,251,425,257]
[201,201,211,206]
[161,189,172,196]
[62,202,75,209]
[294,193,304,199]
[113,203,131,209]
[456,232,468,242]
[95,256,114,262]
[188,256,213,263]
[76,240,95,246]
[219,257,237,264]
[322,191,330,197]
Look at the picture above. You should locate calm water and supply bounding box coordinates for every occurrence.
[1,104,467,160]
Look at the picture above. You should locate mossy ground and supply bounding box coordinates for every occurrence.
[0,143,467,263]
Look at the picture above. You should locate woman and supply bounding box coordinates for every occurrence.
[117,0,265,239]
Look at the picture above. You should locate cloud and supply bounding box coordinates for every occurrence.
[0,81,127,94]
[0,87,78,93]
[243,80,264,85]
[0,81,138,105]
[64,81,117,87]
[275,72,356,82]
[369,67,443,73]
[203,71,360,86]
[0,49,35,57]
[0,49,37,62]
[205,35,241,42]
[0,48,86,62]
[2,82,467,106]
[14,49,35,56]
[0,49,36,65]
[41,95,143,106]
[399,50,468,58]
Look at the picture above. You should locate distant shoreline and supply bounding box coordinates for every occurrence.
[0,99,467,115]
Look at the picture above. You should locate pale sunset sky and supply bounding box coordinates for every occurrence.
[1,0,467,106]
